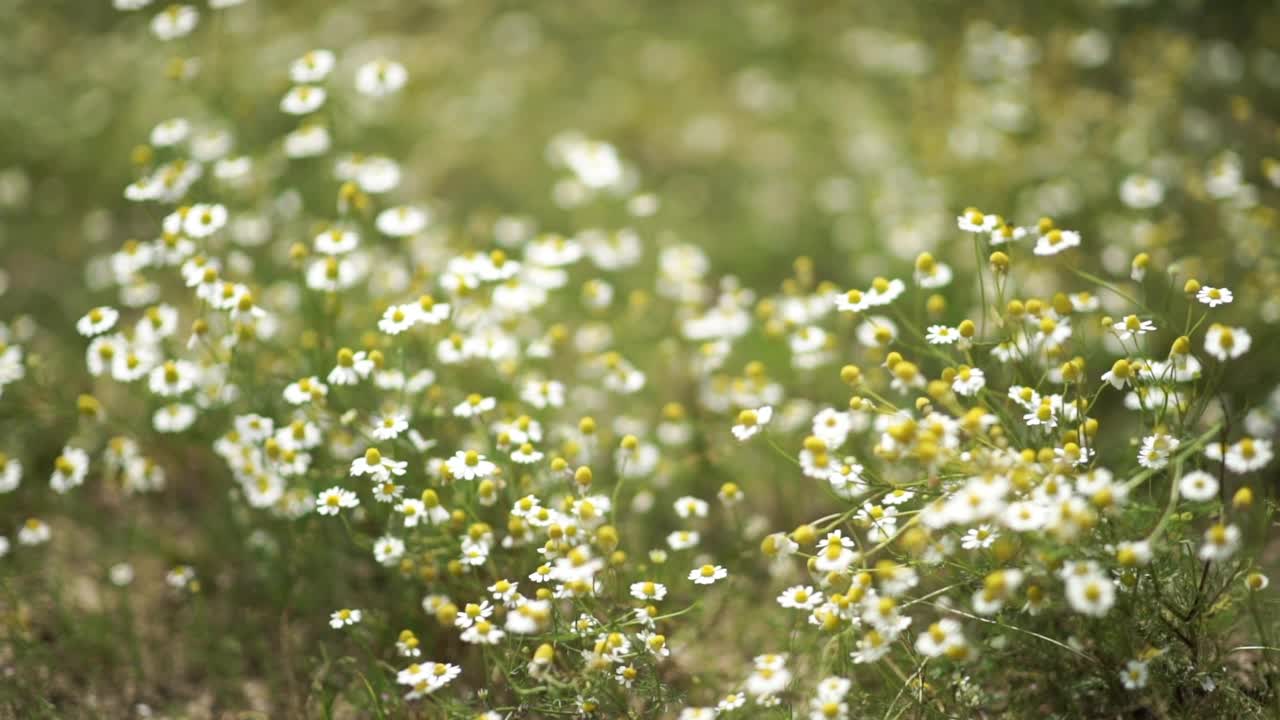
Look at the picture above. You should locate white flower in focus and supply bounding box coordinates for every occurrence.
[446,450,497,481]
[1196,286,1233,307]
[926,325,959,344]
[1112,315,1156,341]
[689,564,727,585]
[956,208,998,233]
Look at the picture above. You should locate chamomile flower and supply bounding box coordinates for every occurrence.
[461,619,506,645]
[989,221,1027,245]
[1033,228,1082,256]
[280,85,326,115]
[355,59,408,97]
[511,443,544,464]
[1119,175,1164,209]
[283,376,327,405]
[778,585,824,610]
[329,608,362,629]
[76,307,119,337]
[327,349,375,385]
[689,564,727,585]
[915,618,968,658]
[18,518,51,546]
[290,49,336,83]
[371,412,409,440]
[49,446,90,494]
[957,208,998,233]
[926,325,960,344]
[1225,438,1272,473]
[951,366,985,396]
[445,450,497,481]
[0,455,21,494]
[731,405,773,441]
[1120,660,1150,690]
[376,205,429,237]
[1113,315,1156,341]
[453,394,496,418]
[1199,523,1242,561]
[674,496,709,519]
[1065,572,1115,617]
[1178,470,1219,502]
[833,289,870,313]
[961,524,998,550]
[151,4,198,40]
[315,228,360,255]
[350,448,407,481]
[1204,324,1251,361]
[630,581,667,601]
[316,487,359,516]
[1196,286,1233,307]
[1137,433,1179,470]
[183,203,228,238]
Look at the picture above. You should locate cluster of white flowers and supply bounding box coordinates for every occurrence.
[5,2,1280,717]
